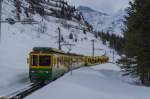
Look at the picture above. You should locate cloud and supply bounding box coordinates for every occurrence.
[66,0,130,14]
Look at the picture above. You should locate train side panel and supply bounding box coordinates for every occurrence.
[52,54,68,80]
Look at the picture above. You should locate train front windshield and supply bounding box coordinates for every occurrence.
[31,55,51,66]
[39,56,51,66]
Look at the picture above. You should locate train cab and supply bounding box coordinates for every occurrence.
[29,51,53,83]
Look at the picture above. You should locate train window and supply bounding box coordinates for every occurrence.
[32,55,38,66]
[39,56,51,66]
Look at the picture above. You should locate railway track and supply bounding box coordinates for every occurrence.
[1,83,47,99]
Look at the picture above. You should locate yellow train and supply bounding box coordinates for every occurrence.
[28,47,109,83]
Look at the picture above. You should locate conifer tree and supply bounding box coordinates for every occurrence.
[14,0,21,20]
[123,0,150,85]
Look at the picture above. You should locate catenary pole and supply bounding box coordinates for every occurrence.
[58,27,61,50]
[91,39,95,56]
[0,0,2,41]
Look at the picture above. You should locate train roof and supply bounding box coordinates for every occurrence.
[32,47,84,56]
[67,53,84,57]
[32,47,65,54]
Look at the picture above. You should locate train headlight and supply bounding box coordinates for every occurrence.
[31,71,35,73]
[45,71,49,73]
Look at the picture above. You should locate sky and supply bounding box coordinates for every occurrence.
[66,0,131,14]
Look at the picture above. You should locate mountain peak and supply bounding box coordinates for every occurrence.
[78,6,126,36]
[78,6,109,16]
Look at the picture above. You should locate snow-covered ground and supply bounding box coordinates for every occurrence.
[26,63,150,99]
[0,13,115,96]
[1,0,147,98]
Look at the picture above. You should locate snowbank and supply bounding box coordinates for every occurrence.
[26,63,150,99]
[0,0,117,95]
[0,14,113,95]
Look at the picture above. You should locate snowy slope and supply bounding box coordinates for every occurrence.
[2,0,84,23]
[26,63,150,99]
[78,6,126,36]
[0,0,115,96]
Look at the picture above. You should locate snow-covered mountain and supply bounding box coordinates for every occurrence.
[3,0,82,22]
[78,6,126,36]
